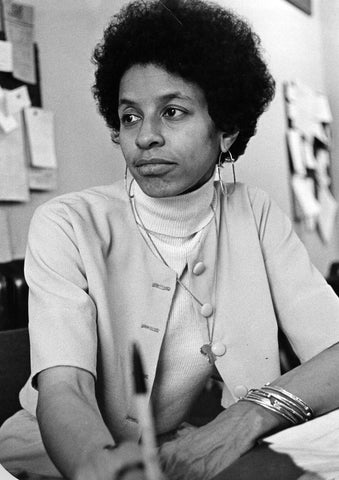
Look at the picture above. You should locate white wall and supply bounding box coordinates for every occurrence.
[1,0,338,275]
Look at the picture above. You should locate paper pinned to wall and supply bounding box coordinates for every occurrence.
[316,93,333,123]
[23,107,57,169]
[0,209,13,262]
[0,86,18,133]
[4,85,31,115]
[0,109,18,133]
[317,187,338,244]
[316,148,331,188]
[0,40,13,72]
[286,129,306,175]
[303,140,316,169]
[3,0,36,84]
[28,167,57,191]
[0,113,29,201]
[284,80,337,243]
[291,175,321,220]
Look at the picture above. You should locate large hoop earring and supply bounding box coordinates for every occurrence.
[124,165,134,198]
[217,153,226,196]
[218,150,236,196]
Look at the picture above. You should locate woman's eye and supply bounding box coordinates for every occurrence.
[121,113,139,125]
[163,107,185,119]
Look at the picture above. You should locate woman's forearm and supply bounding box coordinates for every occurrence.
[271,341,339,416]
[159,342,339,480]
[37,380,116,478]
[36,367,145,480]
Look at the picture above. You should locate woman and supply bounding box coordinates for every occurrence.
[1,1,339,480]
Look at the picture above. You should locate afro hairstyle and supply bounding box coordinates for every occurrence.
[92,0,275,159]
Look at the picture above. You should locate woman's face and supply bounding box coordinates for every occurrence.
[118,63,223,197]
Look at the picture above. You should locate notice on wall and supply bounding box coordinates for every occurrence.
[4,85,31,115]
[28,167,57,191]
[0,40,13,72]
[317,187,338,244]
[0,209,13,262]
[0,112,29,201]
[284,80,337,243]
[0,85,18,133]
[3,0,36,84]
[23,107,57,169]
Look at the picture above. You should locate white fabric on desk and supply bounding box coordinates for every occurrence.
[0,462,17,479]
[265,408,339,480]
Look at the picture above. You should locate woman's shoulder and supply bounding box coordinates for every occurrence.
[33,179,127,219]
[224,182,275,212]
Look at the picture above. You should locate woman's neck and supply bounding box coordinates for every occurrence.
[132,173,216,238]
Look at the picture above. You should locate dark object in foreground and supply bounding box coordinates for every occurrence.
[212,443,305,480]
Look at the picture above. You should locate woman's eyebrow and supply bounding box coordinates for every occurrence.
[119,92,193,107]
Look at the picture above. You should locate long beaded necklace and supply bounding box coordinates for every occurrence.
[126,175,226,365]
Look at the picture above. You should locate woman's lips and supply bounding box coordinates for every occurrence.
[135,159,175,175]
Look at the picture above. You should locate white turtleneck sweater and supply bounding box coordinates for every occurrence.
[131,175,217,434]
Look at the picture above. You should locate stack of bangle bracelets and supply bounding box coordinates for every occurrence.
[240,384,314,425]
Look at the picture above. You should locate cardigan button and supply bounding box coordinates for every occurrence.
[234,385,248,399]
[211,342,227,357]
[200,303,213,317]
[193,261,206,275]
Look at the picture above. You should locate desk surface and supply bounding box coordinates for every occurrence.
[11,444,308,480]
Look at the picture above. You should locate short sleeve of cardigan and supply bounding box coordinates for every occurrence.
[25,201,98,387]
[249,187,339,363]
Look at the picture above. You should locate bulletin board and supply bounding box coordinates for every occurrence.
[0,0,57,202]
[284,80,337,243]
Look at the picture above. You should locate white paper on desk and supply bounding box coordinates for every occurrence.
[317,187,338,244]
[28,167,57,191]
[4,85,31,116]
[0,40,13,72]
[292,175,320,219]
[0,113,29,201]
[24,107,57,168]
[264,409,339,479]
[0,463,17,479]
[0,210,13,262]
[3,0,36,84]
[287,129,306,175]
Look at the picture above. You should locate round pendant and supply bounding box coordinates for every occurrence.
[211,341,227,357]
[200,303,213,318]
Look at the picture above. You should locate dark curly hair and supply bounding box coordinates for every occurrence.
[92,0,275,159]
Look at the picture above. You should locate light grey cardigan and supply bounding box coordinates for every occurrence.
[18,180,339,443]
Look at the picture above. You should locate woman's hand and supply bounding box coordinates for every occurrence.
[159,400,287,480]
[73,441,146,480]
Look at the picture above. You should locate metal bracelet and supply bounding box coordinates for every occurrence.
[263,384,314,419]
[240,385,314,425]
[246,390,305,423]
[240,395,298,425]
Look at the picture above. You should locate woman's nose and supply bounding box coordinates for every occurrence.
[135,118,165,149]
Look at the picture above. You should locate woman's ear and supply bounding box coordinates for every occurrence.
[220,131,239,153]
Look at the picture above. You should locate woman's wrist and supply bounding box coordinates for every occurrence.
[228,397,291,441]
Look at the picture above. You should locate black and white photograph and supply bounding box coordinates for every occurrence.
[1,1,339,479]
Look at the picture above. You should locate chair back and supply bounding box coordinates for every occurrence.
[0,328,30,426]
